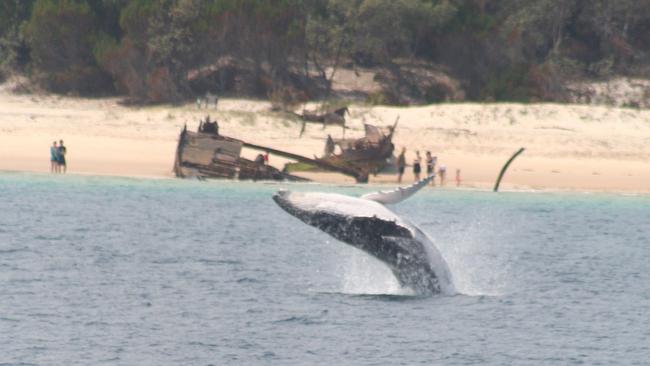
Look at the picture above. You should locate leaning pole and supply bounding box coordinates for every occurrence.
[493,147,525,192]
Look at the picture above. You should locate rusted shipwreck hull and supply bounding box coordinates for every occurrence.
[174,120,397,183]
[173,127,306,181]
[320,122,397,176]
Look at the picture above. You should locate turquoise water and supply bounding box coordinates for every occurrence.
[1,172,649,365]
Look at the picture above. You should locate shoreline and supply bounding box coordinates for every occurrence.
[2,169,649,197]
[1,87,649,195]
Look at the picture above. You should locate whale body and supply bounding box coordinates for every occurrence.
[273,175,454,295]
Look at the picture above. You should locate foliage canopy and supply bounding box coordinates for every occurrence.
[1,0,648,102]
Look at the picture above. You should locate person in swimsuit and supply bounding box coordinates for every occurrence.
[413,150,422,181]
[438,164,446,186]
[396,147,406,183]
[58,140,67,174]
[50,141,59,173]
[425,151,437,185]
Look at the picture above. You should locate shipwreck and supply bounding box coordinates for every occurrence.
[173,123,305,181]
[173,118,397,183]
[319,120,397,176]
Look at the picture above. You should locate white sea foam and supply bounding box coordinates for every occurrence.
[411,225,457,295]
[338,246,414,296]
[438,214,511,297]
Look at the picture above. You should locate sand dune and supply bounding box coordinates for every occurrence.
[1,84,649,193]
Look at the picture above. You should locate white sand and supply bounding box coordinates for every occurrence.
[1,85,649,193]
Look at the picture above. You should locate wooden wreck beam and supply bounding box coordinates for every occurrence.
[173,125,188,177]
[493,147,525,192]
[241,141,368,183]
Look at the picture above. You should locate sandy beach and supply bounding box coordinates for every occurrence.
[1,83,649,193]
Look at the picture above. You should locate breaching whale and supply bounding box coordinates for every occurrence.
[273,175,454,295]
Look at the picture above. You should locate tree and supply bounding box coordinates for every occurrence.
[3,0,649,103]
[0,0,35,79]
[96,0,185,102]
[24,0,112,93]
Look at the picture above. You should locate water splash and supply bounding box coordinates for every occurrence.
[337,246,415,296]
[437,215,511,297]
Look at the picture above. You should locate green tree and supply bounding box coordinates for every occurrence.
[3,0,649,103]
[0,0,35,79]
[24,0,112,93]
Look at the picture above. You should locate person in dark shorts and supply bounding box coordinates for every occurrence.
[426,151,437,185]
[58,140,67,173]
[413,150,422,181]
[396,147,406,183]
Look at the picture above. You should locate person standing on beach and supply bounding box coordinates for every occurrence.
[425,151,436,185]
[396,147,406,183]
[58,140,67,174]
[413,151,422,181]
[50,141,59,173]
[456,169,461,187]
[438,164,446,186]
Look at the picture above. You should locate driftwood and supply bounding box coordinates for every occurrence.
[242,141,369,183]
[493,147,525,192]
[294,107,349,137]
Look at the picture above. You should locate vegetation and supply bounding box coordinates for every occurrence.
[1,0,648,103]
[284,161,318,173]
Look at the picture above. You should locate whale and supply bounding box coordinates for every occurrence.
[273,175,454,295]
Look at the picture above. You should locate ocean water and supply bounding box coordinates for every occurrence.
[1,172,649,365]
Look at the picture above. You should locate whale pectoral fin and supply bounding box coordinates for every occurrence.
[360,174,435,205]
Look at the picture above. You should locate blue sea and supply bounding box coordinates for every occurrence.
[1,172,649,365]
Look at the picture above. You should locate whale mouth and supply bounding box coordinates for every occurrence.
[272,190,292,209]
[273,190,305,218]
[272,190,286,201]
